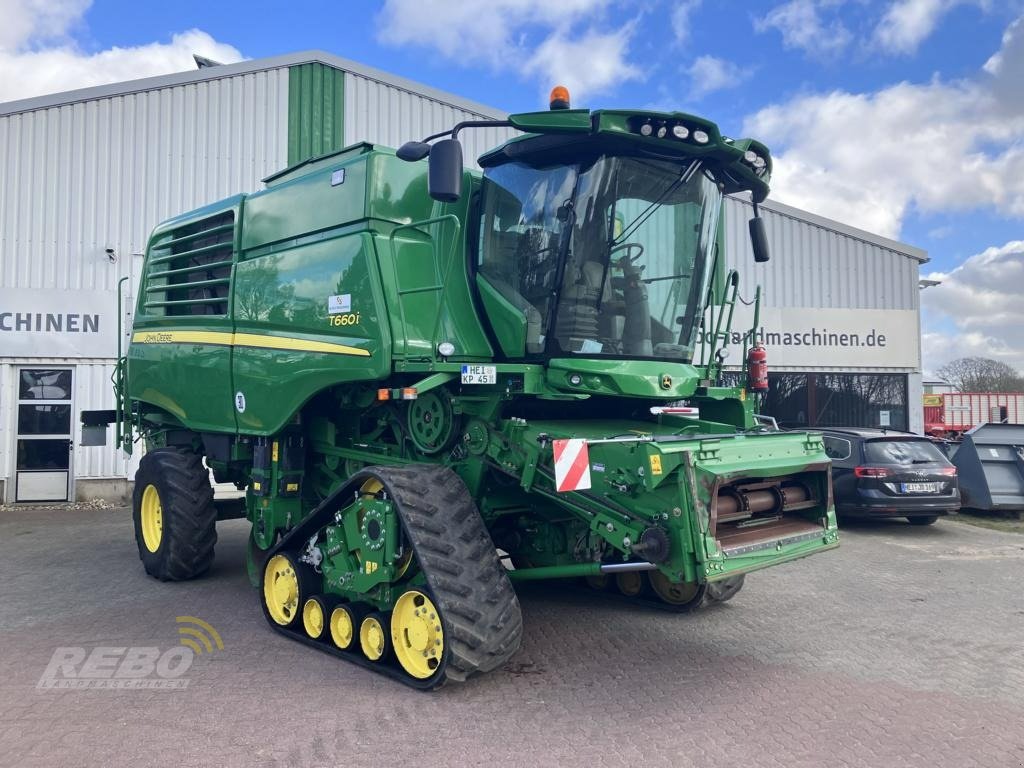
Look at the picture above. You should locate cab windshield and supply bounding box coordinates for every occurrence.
[477,154,721,359]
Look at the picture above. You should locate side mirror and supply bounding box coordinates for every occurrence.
[428,138,463,203]
[749,216,770,263]
[396,141,431,161]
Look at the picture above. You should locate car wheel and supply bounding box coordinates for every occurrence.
[907,515,938,526]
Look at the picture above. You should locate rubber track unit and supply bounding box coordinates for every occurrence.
[262,465,523,690]
[133,447,217,581]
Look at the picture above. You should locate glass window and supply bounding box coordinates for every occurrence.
[823,436,852,460]
[16,439,70,470]
[764,374,810,428]
[19,369,72,400]
[813,374,908,431]
[18,404,71,435]
[864,439,947,465]
[478,155,721,360]
[478,162,578,354]
[764,373,909,431]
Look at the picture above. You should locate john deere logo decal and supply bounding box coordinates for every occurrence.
[660,374,672,389]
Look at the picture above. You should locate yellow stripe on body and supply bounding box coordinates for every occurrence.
[133,330,233,346]
[132,330,371,357]
[231,332,370,357]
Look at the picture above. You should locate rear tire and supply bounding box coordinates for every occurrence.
[132,448,217,581]
[907,515,939,526]
[705,575,745,603]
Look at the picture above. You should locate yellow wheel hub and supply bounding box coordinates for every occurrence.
[302,598,325,639]
[391,590,444,679]
[264,555,300,626]
[140,484,163,553]
[648,570,701,605]
[360,616,387,661]
[330,606,355,649]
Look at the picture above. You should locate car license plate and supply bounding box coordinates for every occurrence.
[461,365,496,385]
[900,482,941,493]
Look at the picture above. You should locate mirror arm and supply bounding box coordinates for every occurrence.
[451,119,512,140]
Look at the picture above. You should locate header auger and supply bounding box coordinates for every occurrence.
[85,86,838,689]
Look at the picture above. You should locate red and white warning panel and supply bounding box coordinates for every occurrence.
[552,438,592,493]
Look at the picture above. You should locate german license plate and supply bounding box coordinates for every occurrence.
[901,482,941,493]
[461,365,496,384]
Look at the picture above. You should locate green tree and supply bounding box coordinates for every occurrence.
[935,357,1024,392]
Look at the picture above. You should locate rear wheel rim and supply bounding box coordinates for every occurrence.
[140,484,163,553]
[391,590,444,679]
[264,555,300,626]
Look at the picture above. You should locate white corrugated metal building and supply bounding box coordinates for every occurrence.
[0,50,927,503]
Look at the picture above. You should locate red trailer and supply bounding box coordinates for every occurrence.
[924,392,1024,438]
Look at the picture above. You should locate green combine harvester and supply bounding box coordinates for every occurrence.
[84,87,839,689]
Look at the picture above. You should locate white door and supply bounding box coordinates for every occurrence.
[15,368,73,502]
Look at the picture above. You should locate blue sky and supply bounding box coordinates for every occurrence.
[2,0,1023,373]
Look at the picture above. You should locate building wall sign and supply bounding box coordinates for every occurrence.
[703,307,921,369]
[0,289,117,358]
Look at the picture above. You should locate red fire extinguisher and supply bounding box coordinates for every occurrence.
[747,344,768,392]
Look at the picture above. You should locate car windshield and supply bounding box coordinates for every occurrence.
[477,155,722,359]
[864,439,948,465]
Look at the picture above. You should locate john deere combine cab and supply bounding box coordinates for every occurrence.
[85,89,838,689]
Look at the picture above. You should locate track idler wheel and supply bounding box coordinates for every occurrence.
[329,604,360,651]
[391,590,446,679]
[647,570,707,612]
[262,553,314,628]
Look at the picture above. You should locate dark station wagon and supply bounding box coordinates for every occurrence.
[819,428,960,525]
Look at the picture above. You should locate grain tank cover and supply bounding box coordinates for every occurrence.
[951,423,1024,512]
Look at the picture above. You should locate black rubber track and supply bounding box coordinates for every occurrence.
[263,465,523,689]
[132,447,217,581]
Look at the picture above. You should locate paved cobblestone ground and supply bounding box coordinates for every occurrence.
[1,507,1022,767]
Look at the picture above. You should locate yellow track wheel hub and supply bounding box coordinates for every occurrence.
[140,484,163,553]
[264,555,301,626]
[302,598,325,639]
[648,570,701,605]
[391,590,445,679]
[360,615,387,661]
[329,606,355,650]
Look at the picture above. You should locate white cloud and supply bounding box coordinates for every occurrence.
[984,14,1023,76]
[742,15,1024,238]
[0,0,89,51]
[754,0,852,56]
[525,25,641,103]
[921,240,1024,372]
[688,55,751,99]
[0,31,244,103]
[0,1,243,105]
[376,0,638,104]
[871,0,988,54]
[671,0,703,46]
